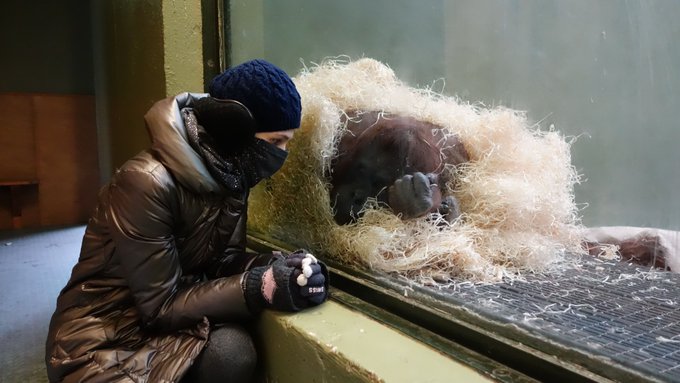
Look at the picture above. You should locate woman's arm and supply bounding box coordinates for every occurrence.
[107,168,252,332]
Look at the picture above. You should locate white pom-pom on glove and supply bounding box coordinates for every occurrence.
[284,251,328,306]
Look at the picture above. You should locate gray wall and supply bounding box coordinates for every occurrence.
[443,0,680,230]
[230,0,446,87]
[230,0,680,230]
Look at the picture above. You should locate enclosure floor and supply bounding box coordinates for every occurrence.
[0,226,83,383]
[446,256,680,381]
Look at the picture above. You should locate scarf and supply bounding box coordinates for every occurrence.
[182,108,288,195]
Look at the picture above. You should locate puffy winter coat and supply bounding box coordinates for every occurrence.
[45,93,256,383]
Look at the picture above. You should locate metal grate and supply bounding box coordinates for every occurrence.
[247,234,680,381]
[448,257,680,381]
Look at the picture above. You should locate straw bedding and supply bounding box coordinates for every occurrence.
[248,58,586,284]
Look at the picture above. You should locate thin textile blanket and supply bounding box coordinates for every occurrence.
[583,226,680,271]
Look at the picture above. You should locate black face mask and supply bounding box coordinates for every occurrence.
[240,138,289,188]
[184,107,290,195]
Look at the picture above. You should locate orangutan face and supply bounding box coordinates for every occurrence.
[330,136,405,224]
[329,111,468,225]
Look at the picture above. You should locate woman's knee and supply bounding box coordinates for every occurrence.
[184,324,257,383]
[211,324,257,365]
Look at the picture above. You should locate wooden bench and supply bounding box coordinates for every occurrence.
[0,180,39,229]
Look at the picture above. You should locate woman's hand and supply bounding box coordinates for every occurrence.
[242,250,329,312]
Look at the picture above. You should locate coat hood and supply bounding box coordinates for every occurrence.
[144,92,222,194]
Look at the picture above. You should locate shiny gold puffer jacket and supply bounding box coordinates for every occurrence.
[46,93,254,383]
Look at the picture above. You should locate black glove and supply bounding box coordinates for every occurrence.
[388,172,442,219]
[242,250,329,313]
[283,250,329,306]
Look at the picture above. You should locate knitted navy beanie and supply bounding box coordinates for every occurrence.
[208,59,301,133]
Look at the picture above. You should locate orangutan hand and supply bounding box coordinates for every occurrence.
[388,172,442,219]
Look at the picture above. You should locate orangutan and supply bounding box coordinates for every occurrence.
[328,110,679,272]
[329,111,468,225]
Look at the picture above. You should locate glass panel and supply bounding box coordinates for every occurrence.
[229,0,680,229]
[228,2,680,380]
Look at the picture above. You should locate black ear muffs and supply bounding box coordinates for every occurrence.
[193,97,258,153]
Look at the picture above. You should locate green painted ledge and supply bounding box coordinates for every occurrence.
[256,300,493,383]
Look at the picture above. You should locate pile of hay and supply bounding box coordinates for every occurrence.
[249,58,585,283]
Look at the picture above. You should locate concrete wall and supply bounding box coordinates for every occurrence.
[0,1,99,229]
[92,0,168,175]
[0,0,207,227]
[0,1,94,94]
[91,0,205,177]
[257,301,493,383]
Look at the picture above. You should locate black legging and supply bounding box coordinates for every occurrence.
[181,324,257,383]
